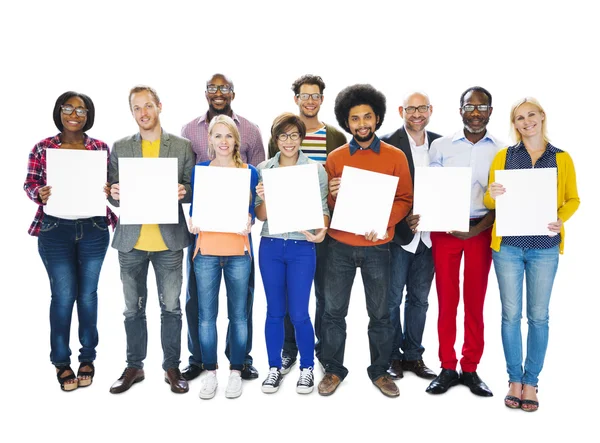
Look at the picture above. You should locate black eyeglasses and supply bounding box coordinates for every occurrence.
[462,104,491,112]
[207,84,233,94]
[61,105,88,117]
[404,105,430,114]
[296,93,322,101]
[277,132,301,142]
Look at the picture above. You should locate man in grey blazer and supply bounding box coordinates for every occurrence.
[380,92,441,382]
[108,85,194,395]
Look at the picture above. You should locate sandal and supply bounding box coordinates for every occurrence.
[56,366,78,392]
[521,385,539,412]
[504,382,522,409]
[77,362,95,388]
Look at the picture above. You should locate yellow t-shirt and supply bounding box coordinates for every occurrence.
[133,139,168,252]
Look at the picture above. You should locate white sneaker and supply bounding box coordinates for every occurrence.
[296,367,314,394]
[198,371,218,400]
[225,371,243,399]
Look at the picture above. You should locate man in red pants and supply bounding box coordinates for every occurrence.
[424,86,503,397]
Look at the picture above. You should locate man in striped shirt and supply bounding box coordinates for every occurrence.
[267,75,346,374]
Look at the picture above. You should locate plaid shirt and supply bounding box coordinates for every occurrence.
[181,111,266,166]
[24,133,118,236]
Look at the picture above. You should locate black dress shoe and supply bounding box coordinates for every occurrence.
[181,364,204,381]
[403,359,437,380]
[425,369,459,394]
[109,367,145,394]
[164,368,189,393]
[387,359,404,380]
[241,364,259,380]
[459,371,493,397]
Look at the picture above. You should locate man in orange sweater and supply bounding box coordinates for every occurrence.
[318,84,413,397]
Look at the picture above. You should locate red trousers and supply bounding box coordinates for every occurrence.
[430,229,492,372]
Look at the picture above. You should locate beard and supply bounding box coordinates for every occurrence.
[209,102,232,116]
[353,128,374,143]
[463,116,489,134]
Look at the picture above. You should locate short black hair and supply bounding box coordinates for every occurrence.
[207,73,234,91]
[292,74,326,95]
[460,86,492,107]
[271,112,307,141]
[334,84,386,133]
[53,91,95,132]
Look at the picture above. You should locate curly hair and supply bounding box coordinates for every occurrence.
[334,84,386,133]
[53,91,95,132]
[291,74,325,95]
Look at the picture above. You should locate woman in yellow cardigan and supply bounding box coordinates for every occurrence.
[484,97,579,412]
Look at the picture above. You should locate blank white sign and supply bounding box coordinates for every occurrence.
[262,163,324,235]
[192,166,251,233]
[119,158,179,225]
[495,168,557,236]
[330,166,399,239]
[413,167,471,232]
[45,149,107,217]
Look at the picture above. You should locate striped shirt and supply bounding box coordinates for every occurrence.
[301,126,327,163]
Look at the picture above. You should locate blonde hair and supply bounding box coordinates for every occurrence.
[207,115,243,168]
[510,97,549,144]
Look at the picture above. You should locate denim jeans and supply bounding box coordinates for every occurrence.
[37,215,109,367]
[185,242,256,367]
[493,244,559,386]
[193,252,251,371]
[283,235,328,361]
[118,249,183,371]
[388,240,435,361]
[321,237,393,381]
[259,237,316,369]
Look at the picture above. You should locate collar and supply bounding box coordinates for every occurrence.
[265,150,311,168]
[198,110,240,125]
[513,141,561,154]
[405,127,429,149]
[54,133,91,148]
[349,134,381,155]
[133,129,165,142]
[452,129,498,145]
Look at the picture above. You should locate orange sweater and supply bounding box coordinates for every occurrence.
[325,141,413,246]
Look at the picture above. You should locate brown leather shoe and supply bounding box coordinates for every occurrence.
[387,359,404,380]
[318,373,341,396]
[109,367,145,394]
[164,368,189,393]
[402,359,437,380]
[373,375,400,397]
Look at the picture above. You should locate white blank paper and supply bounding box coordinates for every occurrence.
[262,164,324,235]
[192,166,251,233]
[45,149,107,217]
[119,158,179,225]
[495,168,557,236]
[413,167,471,232]
[330,166,399,239]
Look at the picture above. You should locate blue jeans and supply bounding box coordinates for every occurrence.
[493,244,559,386]
[388,240,435,361]
[259,237,316,369]
[118,249,183,371]
[283,235,328,361]
[185,242,256,367]
[193,252,250,371]
[321,237,393,381]
[37,215,109,366]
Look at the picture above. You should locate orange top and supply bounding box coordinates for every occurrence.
[193,231,251,258]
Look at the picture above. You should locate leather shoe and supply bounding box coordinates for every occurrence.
[460,371,493,397]
[387,359,404,380]
[109,367,145,394]
[164,368,189,393]
[241,364,259,380]
[425,368,459,394]
[373,375,399,397]
[402,359,437,380]
[181,364,204,381]
[318,373,341,396]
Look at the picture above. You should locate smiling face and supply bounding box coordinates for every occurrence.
[205,75,235,115]
[209,122,236,159]
[130,90,161,132]
[347,104,378,145]
[294,84,323,119]
[60,96,87,134]
[277,124,302,161]
[513,102,545,139]
[461,90,492,134]
[400,93,432,133]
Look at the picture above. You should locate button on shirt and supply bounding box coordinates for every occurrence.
[403,131,431,253]
[429,130,503,218]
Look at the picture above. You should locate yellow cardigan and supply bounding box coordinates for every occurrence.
[483,147,580,254]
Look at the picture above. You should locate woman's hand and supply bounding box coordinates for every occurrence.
[548,218,563,236]
[255,182,265,201]
[38,185,51,204]
[238,214,252,236]
[301,227,328,243]
[488,182,505,199]
[188,217,201,235]
[110,183,120,201]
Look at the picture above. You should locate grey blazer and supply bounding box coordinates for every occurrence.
[108,130,194,252]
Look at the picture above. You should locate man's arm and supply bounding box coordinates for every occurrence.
[180,140,194,204]
[388,150,413,228]
[108,142,120,207]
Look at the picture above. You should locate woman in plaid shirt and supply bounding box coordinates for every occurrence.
[23,91,116,391]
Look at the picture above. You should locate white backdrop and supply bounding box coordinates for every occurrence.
[2,1,597,441]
